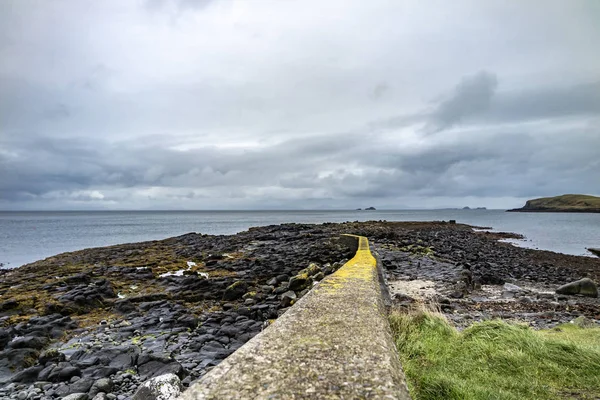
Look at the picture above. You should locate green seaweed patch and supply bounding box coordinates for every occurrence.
[131,334,156,345]
[399,244,435,257]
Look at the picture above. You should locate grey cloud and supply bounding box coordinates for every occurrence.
[371,83,390,101]
[489,81,600,122]
[426,71,498,133]
[2,118,598,208]
[145,0,215,12]
[1,1,600,210]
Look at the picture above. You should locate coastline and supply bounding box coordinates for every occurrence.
[507,208,600,213]
[1,221,599,399]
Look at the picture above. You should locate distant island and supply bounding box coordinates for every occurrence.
[365,207,376,210]
[462,206,486,210]
[507,194,600,213]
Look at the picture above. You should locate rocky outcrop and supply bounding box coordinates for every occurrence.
[556,278,598,298]
[588,248,600,257]
[1,221,599,399]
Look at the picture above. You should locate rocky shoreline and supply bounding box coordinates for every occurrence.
[1,221,599,399]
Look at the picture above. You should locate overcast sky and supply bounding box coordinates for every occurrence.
[1,0,599,210]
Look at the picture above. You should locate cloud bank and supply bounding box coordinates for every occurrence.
[1,0,599,210]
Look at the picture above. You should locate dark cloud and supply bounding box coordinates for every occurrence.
[425,71,498,133]
[1,1,599,209]
[489,81,600,122]
[1,116,598,209]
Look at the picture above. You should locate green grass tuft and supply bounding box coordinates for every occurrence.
[390,309,600,400]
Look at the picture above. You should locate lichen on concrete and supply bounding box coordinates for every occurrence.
[179,235,410,399]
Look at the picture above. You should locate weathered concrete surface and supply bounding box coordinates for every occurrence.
[179,235,410,399]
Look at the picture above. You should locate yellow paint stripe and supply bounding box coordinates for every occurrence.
[320,235,376,292]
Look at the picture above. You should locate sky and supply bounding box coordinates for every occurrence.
[0,0,599,210]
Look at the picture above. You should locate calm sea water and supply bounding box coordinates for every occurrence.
[1,210,599,268]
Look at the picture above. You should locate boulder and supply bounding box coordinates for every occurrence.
[312,272,325,281]
[288,274,310,291]
[222,281,248,301]
[299,263,321,277]
[69,376,94,394]
[280,291,297,308]
[138,360,183,380]
[89,377,113,396]
[39,349,66,364]
[571,316,598,328]
[62,394,88,400]
[556,278,598,298]
[10,366,43,383]
[7,336,48,350]
[132,373,181,400]
[502,283,528,298]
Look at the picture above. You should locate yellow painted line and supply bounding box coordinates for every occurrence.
[320,235,377,292]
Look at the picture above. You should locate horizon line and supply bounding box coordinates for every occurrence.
[0,208,503,212]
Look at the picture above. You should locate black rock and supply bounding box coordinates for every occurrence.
[10,366,43,383]
[69,376,94,393]
[222,281,248,301]
[61,366,82,381]
[7,336,48,350]
[0,328,11,350]
[138,360,184,380]
[39,349,66,364]
[114,299,136,314]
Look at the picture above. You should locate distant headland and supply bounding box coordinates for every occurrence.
[507,194,600,213]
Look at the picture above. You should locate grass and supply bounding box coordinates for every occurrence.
[389,308,600,400]
[523,194,600,211]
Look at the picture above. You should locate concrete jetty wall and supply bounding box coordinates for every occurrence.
[179,234,410,399]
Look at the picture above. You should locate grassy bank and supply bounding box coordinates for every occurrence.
[390,309,600,400]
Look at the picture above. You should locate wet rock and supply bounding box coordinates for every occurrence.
[502,283,527,299]
[0,329,10,350]
[65,273,92,285]
[132,373,181,400]
[0,299,19,312]
[10,366,43,383]
[556,278,598,297]
[0,348,40,373]
[266,277,278,286]
[279,291,297,308]
[222,281,248,301]
[89,378,113,396]
[114,300,135,314]
[138,360,183,380]
[312,272,325,281]
[288,274,310,291]
[49,364,81,382]
[89,367,119,379]
[63,393,88,400]
[477,272,505,285]
[69,376,94,394]
[7,336,48,350]
[39,349,66,364]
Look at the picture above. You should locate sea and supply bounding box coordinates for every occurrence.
[1,210,599,268]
